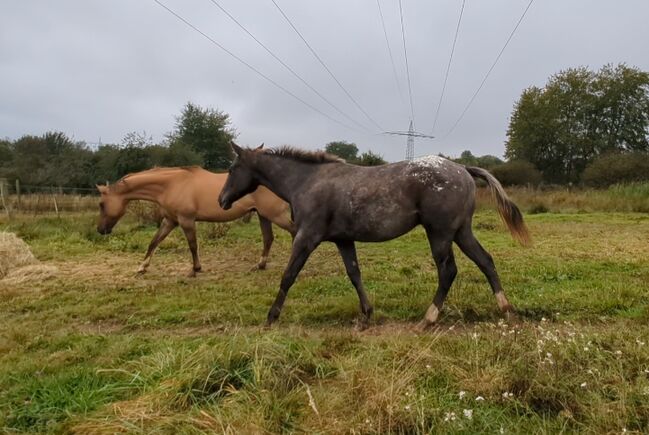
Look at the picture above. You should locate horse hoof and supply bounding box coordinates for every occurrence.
[136,268,146,275]
[187,270,197,278]
[417,320,434,332]
[353,319,370,332]
[504,310,520,324]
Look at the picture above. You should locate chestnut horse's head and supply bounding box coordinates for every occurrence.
[96,184,128,235]
[218,142,263,210]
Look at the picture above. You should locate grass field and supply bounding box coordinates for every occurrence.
[1,207,649,433]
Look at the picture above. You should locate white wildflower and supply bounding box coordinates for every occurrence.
[463,409,473,420]
[475,396,485,401]
[404,405,411,411]
[458,391,466,399]
[580,382,587,388]
[443,411,457,422]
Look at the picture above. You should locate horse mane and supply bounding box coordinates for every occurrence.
[110,166,202,192]
[264,146,344,164]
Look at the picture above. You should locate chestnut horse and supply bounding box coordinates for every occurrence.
[96,166,293,276]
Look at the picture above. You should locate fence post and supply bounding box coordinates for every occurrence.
[0,178,9,218]
[51,187,60,217]
[15,179,21,212]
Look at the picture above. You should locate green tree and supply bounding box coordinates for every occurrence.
[506,64,649,184]
[0,139,12,166]
[356,150,387,166]
[325,141,359,162]
[169,102,235,170]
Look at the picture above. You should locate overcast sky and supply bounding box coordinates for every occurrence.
[2,0,648,162]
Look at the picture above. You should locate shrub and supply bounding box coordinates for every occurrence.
[491,160,542,186]
[581,152,649,187]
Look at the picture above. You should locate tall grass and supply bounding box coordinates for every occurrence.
[476,182,649,214]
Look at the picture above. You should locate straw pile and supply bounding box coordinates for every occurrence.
[0,232,58,285]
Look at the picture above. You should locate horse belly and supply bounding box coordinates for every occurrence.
[331,203,418,242]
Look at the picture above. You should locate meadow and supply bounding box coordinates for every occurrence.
[0,189,648,433]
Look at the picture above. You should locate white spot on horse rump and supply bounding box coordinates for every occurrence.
[410,154,447,169]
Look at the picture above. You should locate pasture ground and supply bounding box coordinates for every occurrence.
[1,209,648,433]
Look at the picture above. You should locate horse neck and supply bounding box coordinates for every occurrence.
[117,171,169,203]
[253,155,319,203]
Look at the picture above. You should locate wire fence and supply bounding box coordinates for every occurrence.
[0,179,99,217]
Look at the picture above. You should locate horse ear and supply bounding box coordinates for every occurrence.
[256,143,264,150]
[96,184,107,194]
[231,141,243,156]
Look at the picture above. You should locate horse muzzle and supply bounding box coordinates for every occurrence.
[96,225,112,235]
[218,194,232,210]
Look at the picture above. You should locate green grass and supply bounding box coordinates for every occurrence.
[1,210,649,433]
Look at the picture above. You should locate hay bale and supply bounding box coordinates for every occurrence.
[0,232,57,283]
[0,232,38,278]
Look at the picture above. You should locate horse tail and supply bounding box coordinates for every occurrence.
[464,166,531,246]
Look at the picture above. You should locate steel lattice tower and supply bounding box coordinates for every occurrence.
[405,120,415,160]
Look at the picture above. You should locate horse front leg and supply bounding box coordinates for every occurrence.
[266,232,319,327]
[336,240,373,328]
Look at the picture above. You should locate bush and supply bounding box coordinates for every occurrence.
[581,152,649,187]
[491,160,542,186]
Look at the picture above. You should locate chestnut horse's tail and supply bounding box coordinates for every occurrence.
[465,166,531,246]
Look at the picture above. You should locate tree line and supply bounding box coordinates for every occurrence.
[0,102,387,191]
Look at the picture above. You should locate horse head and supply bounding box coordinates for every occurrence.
[218,142,261,210]
[96,184,128,234]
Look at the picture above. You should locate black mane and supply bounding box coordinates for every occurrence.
[265,146,344,164]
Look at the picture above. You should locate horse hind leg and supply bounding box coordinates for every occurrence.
[454,223,514,315]
[419,229,457,330]
[179,218,201,277]
[137,218,177,274]
[253,215,274,271]
[336,240,373,328]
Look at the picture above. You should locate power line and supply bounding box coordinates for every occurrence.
[398,0,415,126]
[152,0,358,132]
[376,0,406,112]
[206,0,372,133]
[269,0,385,131]
[431,0,466,134]
[442,0,535,139]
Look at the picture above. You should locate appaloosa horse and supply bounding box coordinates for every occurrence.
[218,143,530,328]
[97,165,293,276]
